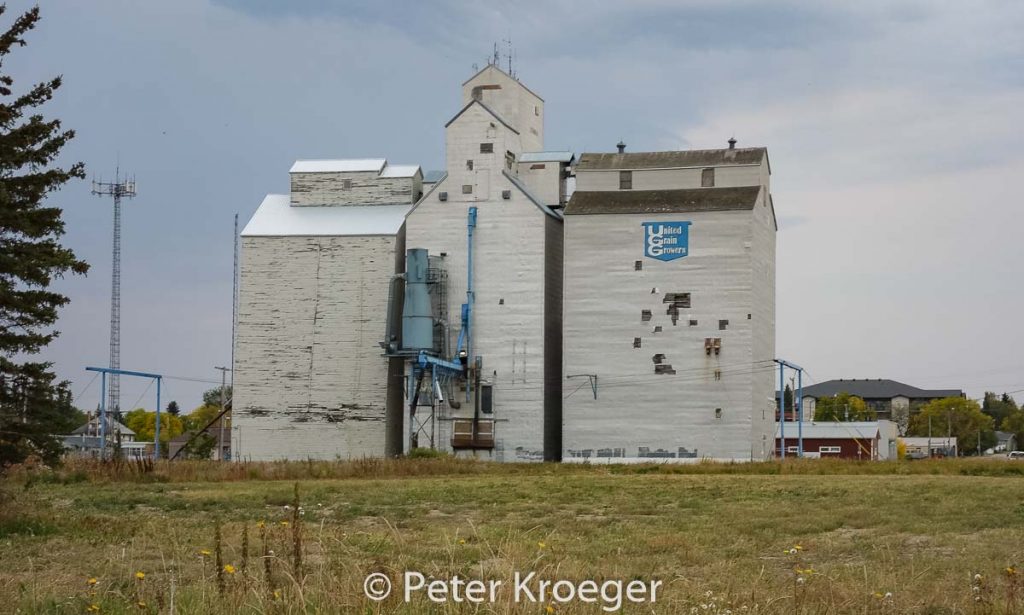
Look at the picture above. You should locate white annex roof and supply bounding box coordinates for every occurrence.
[241,194,410,237]
[519,151,574,163]
[776,422,880,440]
[289,159,386,173]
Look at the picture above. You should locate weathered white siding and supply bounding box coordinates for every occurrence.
[405,176,553,461]
[517,161,563,206]
[462,65,543,152]
[234,234,399,460]
[576,163,766,192]
[290,171,421,207]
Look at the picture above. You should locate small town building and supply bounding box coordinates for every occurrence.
[902,437,958,458]
[775,422,883,460]
[797,379,964,420]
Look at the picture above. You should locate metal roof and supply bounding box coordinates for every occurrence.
[520,151,575,163]
[378,164,422,179]
[241,194,410,237]
[564,186,761,216]
[800,379,964,400]
[71,417,134,436]
[576,148,767,171]
[775,422,880,440]
[289,159,386,174]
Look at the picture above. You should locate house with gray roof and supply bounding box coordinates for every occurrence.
[795,378,964,421]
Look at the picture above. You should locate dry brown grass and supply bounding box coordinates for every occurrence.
[2,458,1024,613]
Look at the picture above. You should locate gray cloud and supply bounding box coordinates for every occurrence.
[20,0,1024,411]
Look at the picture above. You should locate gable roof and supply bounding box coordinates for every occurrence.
[800,379,964,400]
[564,186,761,216]
[241,194,410,237]
[379,164,422,179]
[444,99,519,135]
[461,63,544,102]
[576,148,767,171]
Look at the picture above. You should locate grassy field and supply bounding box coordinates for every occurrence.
[3,458,1024,614]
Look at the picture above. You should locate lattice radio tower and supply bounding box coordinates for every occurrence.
[92,168,136,417]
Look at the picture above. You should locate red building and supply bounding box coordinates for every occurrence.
[775,422,880,460]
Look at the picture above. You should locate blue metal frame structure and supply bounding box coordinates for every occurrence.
[85,366,162,460]
[774,359,803,459]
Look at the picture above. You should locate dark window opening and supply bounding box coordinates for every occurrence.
[530,163,546,170]
[652,354,666,364]
[619,170,632,190]
[653,326,663,333]
[702,168,715,187]
[633,337,642,348]
[641,310,652,322]
[480,143,494,153]
[480,384,493,414]
[689,319,698,326]
[715,407,723,419]
[655,364,676,375]
[342,179,352,190]
[634,260,643,271]
[505,151,515,170]
[719,319,729,330]
[498,298,504,305]
[714,370,722,381]
[462,184,473,194]
[466,160,474,170]
[747,313,752,320]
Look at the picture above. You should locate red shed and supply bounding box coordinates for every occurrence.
[775,422,879,460]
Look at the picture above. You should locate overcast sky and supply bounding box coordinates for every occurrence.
[16,0,1024,412]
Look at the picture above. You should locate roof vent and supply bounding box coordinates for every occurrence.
[728,137,737,150]
[616,141,626,154]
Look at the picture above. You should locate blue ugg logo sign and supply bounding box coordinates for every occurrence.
[642,221,691,261]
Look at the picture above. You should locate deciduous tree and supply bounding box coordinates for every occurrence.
[813,393,875,422]
[908,397,995,455]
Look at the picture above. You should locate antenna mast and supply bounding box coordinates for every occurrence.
[91,168,136,418]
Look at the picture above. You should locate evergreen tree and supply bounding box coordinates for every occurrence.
[0,5,87,466]
[166,400,180,417]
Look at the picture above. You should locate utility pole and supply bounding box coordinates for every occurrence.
[928,415,932,458]
[92,169,136,417]
[214,366,231,461]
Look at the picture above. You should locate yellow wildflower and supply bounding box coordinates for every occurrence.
[136,601,147,609]
[256,520,266,529]
[223,564,236,574]
[538,541,546,549]
[545,605,555,614]
[199,549,211,557]
[794,544,803,551]
[458,539,466,545]
[87,577,98,586]
[273,589,282,600]
[280,520,289,527]
[134,571,145,581]
[86,605,100,613]
[1007,566,1018,577]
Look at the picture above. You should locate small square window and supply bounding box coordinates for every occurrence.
[701,168,715,187]
[480,143,494,153]
[619,171,632,190]
[688,319,698,326]
[462,184,473,194]
[719,319,729,330]
[634,260,643,271]
[747,313,752,320]
[633,337,641,348]
[342,179,352,190]
[653,326,662,333]
[715,408,723,419]
[466,160,474,170]
[641,310,652,322]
